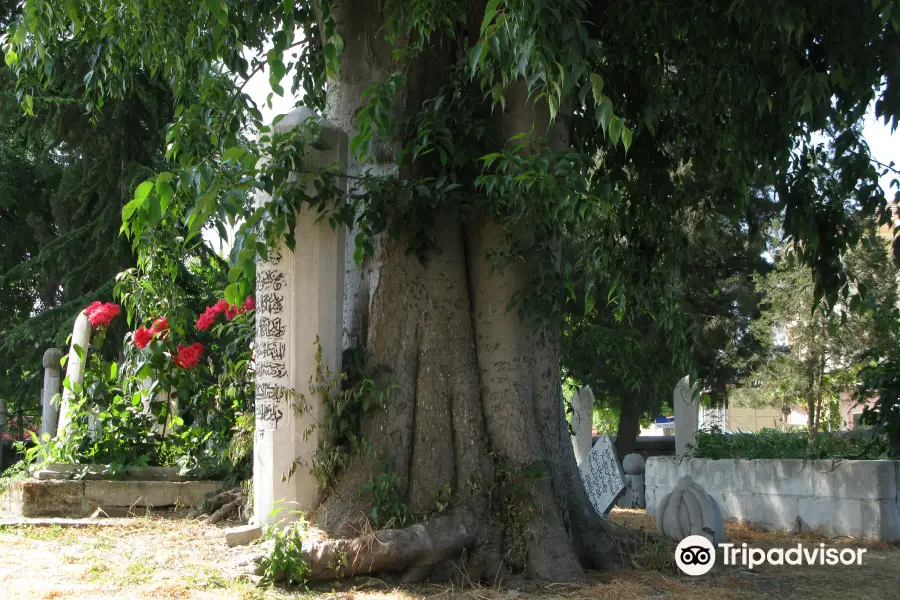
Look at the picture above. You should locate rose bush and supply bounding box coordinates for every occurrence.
[28,293,255,480]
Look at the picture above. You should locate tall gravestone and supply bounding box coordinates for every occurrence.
[580,434,626,515]
[39,348,63,439]
[571,385,593,465]
[674,375,698,455]
[57,312,92,440]
[253,108,347,527]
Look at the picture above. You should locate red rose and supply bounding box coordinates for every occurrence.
[243,296,255,311]
[134,327,153,349]
[151,317,169,335]
[196,309,216,330]
[213,300,229,313]
[174,342,205,369]
[85,302,121,328]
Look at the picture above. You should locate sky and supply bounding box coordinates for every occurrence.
[862,107,899,196]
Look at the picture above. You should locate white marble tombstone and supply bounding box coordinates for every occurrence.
[39,348,63,439]
[674,375,699,455]
[57,312,92,440]
[253,108,347,527]
[579,434,626,515]
[571,385,594,465]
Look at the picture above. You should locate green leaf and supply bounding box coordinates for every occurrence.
[222,146,246,162]
[621,126,633,152]
[135,180,154,202]
[609,116,623,145]
[481,0,501,36]
[224,283,240,306]
[23,94,34,116]
[156,181,174,215]
[206,0,228,24]
[589,73,605,105]
[228,266,244,283]
[64,0,83,33]
[122,198,143,222]
[469,44,484,76]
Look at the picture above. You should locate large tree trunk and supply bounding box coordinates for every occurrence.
[615,393,642,459]
[308,0,616,583]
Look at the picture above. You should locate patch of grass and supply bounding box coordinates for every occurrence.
[627,533,676,573]
[82,561,109,582]
[121,558,157,585]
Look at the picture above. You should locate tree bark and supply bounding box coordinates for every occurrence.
[615,393,642,459]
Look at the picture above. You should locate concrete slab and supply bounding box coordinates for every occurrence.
[0,478,224,518]
[33,464,192,481]
[225,524,262,546]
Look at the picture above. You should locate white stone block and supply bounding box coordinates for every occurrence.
[253,108,348,528]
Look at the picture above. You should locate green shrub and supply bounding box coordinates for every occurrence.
[690,426,885,460]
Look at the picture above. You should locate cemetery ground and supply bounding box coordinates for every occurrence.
[1,509,898,600]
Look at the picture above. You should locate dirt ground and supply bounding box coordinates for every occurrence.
[0,508,897,600]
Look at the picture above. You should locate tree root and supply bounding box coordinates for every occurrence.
[302,507,478,581]
[197,487,248,524]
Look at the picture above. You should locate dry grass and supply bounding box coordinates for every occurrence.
[0,508,898,599]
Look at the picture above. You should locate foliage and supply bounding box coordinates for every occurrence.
[489,456,548,568]
[690,426,885,460]
[23,295,255,480]
[0,1,173,422]
[0,1,244,436]
[6,0,896,340]
[859,343,900,457]
[306,340,397,496]
[731,226,899,431]
[360,459,411,529]
[591,405,618,436]
[259,515,312,587]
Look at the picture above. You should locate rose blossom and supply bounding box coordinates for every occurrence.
[134,327,153,349]
[150,317,169,337]
[174,343,205,369]
[84,302,121,328]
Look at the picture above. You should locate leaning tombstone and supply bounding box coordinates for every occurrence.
[57,311,92,439]
[579,434,626,515]
[252,107,347,528]
[39,348,63,439]
[655,474,725,543]
[571,385,594,465]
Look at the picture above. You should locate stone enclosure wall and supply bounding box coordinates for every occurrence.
[646,456,900,540]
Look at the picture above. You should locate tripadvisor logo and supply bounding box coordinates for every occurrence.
[675,536,717,576]
[675,535,868,576]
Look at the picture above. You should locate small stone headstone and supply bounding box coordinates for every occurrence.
[617,453,646,509]
[579,435,626,515]
[655,475,725,544]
